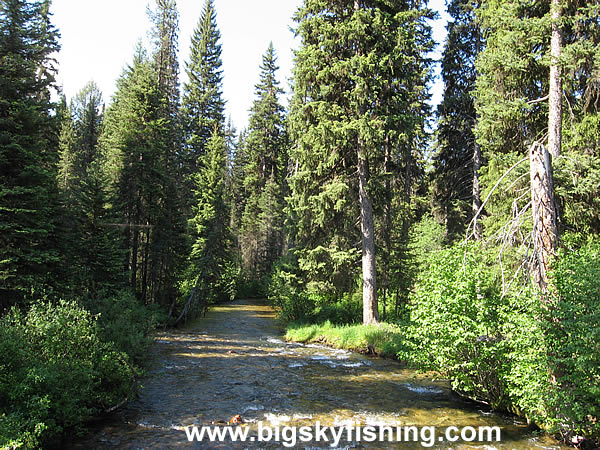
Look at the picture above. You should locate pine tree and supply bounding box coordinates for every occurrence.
[433,0,482,239]
[57,96,77,193]
[99,46,168,302]
[55,83,120,298]
[57,82,103,194]
[240,43,288,280]
[148,0,189,309]
[475,0,600,268]
[229,129,248,233]
[0,0,60,309]
[187,131,234,304]
[149,0,180,119]
[72,82,104,175]
[75,162,127,298]
[289,0,433,324]
[181,0,225,172]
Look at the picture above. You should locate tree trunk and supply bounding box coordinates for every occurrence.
[529,0,562,292]
[548,0,563,159]
[359,153,378,325]
[382,136,392,322]
[354,0,377,325]
[529,142,558,292]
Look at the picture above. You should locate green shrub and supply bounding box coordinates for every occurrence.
[406,235,600,444]
[83,290,162,364]
[405,243,512,409]
[544,235,600,440]
[311,292,362,324]
[0,300,134,448]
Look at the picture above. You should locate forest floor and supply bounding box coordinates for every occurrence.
[67,299,565,449]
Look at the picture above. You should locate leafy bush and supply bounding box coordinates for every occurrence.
[544,235,600,440]
[311,292,362,324]
[0,300,135,448]
[268,251,364,324]
[83,290,163,364]
[404,243,511,409]
[405,235,600,445]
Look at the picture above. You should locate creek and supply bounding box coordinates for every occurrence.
[69,299,566,449]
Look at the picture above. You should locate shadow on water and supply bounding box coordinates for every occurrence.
[67,299,567,449]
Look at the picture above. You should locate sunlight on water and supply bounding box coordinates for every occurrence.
[68,299,568,449]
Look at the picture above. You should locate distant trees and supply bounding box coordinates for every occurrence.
[239,43,288,281]
[56,82,126,299]
[433,0,482,240]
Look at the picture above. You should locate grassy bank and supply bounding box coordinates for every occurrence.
[285,320,408,359]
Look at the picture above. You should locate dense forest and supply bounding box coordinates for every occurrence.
[1,0,599,447]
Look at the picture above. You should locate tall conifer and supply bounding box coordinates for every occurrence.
[240,43,288,280]
[187,132,235,303]
[433,0,482,239]
[288,0,433,324]
[0,0,60,309]
[181,0,225,173]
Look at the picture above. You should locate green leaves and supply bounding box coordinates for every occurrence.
[0,299,138,448]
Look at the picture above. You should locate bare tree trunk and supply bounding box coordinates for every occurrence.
[530,142,558,292]
[382,136,392,322]
[529,0,562,292]
[548,0,563,159]
[359,154,379,325]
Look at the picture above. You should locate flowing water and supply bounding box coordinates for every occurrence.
[69,299,567,449]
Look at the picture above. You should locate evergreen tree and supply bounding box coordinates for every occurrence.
[148,0,189,310]
[100,46,168,303]
[187,131,235,304]
[288,0,433,324]
[72,81,104,175]
[229,129,248,233]
[433,0,482,239]
[57,96,76,193]
[73,162,127,298]
[240,43,288,280]
[55,83,123,298]
[149,0,180,119]
[0,0,60,309]
[475,0,600,251]
[181,0,225,172]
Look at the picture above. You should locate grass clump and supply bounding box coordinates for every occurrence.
[285,320,408,358]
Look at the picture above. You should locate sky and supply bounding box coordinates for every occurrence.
[50,0,450,131]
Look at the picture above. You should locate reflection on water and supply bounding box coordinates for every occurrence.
[68,299,566,449]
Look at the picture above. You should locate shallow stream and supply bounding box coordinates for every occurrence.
[69,299,567,449]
